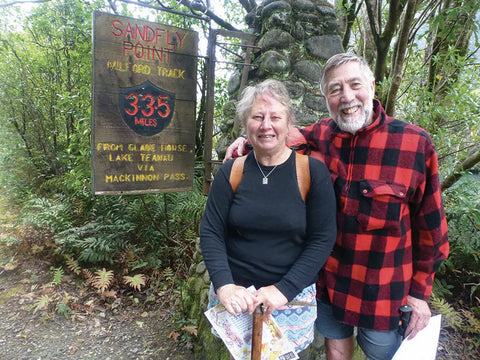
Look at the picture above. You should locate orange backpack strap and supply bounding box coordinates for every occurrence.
[295,152,310,202]
[229,155,247,193]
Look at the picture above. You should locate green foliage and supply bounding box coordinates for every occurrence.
[55,215,134,264]
[439,174,480,302]
[50,266,64,286]
[443,174,480,262]
[0,0,95,194]
[431,294,480,354]
[19,196,74,233]
[56,301,73,318]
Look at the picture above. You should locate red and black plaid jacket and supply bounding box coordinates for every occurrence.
[293,100,449,331]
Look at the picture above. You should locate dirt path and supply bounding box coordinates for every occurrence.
[0,228,195,360]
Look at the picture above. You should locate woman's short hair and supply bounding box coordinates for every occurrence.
[320,53,375,96]
[236,79,295,126]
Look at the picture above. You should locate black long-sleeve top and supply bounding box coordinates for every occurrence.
[200,151,337,301]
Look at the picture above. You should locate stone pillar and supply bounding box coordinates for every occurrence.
[216,0,344,158]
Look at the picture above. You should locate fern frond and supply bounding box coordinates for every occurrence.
[50,267,64,286]
[33,295,51,314]
[162,267,175,286]
[92,268,114,292]
[182,324,198,337]
[460,308,480,334]
[100,290,117,300]
[430,294,463,329]
[123,274,146,292]
[118,246,136,269]
[82,268,94,285]
[65,256,81,275]
[56,301,72,318]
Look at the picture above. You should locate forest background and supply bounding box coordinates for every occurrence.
[0,0,479,358]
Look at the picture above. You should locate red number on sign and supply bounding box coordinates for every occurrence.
[141,94,155,117]
[157,94,171,118]
[124,92,139,116]
[125,92,171,118]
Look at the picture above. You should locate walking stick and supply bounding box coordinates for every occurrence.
[251,305,263,360]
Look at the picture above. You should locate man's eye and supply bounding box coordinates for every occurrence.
[329,88,340,95]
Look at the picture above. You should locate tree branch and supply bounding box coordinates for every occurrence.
[179,0,238,30]
[364,0,380,44]
[441,148,480,191]
[342,0,361,49]
[0,0,49,7]
[238,0,256,13]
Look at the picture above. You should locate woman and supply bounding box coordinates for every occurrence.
[200,79,336,355]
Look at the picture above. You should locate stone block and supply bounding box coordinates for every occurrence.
[305,34,344,60]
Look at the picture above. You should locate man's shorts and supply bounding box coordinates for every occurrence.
[315,300,402,360]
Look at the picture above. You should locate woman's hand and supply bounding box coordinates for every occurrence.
[254,285,288,316]
[217,284,257,315]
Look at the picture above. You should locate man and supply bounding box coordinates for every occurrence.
[225,53,449,360]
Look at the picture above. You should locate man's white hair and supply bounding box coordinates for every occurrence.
[320,53,375,96]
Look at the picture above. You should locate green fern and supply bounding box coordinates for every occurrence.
[123,274,146,292]
[56,301,72,318]
[50,266,64,286]
[430,294,463,329]
[162,267,176,288]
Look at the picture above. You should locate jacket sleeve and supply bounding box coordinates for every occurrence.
[409,138,449,300]
[199,162,235,291]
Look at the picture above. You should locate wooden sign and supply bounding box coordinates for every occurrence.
[92,12,198,194]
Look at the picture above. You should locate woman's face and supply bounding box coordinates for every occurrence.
[245,95,290,156]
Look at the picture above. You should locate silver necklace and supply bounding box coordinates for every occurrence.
[254,155,278,185]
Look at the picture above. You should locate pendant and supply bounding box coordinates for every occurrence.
[262,177,268,185]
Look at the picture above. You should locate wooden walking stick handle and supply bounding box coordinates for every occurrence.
[251,305,263,360]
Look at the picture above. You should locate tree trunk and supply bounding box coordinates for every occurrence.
[385,0,419,115]
[364,0,407,93]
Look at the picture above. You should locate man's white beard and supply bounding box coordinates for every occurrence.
[330,100,373,134]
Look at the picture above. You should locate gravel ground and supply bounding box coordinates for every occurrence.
[0,242,195,360]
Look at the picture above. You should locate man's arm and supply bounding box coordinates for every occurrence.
[223,137,247,162]
[407,137,449,339]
